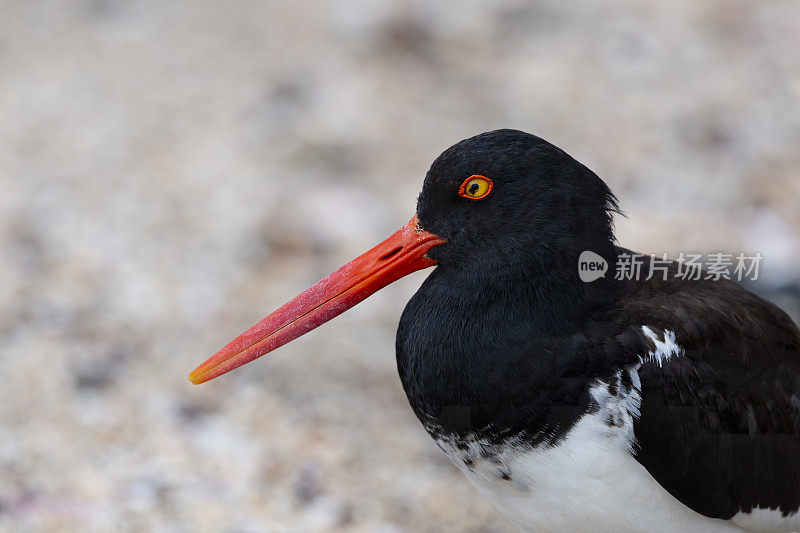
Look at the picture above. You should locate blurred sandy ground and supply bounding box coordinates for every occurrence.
[1,1,799,531]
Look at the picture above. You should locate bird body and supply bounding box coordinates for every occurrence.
[191,130,800,532]
[431,396,740,533]
[397,253,800,532]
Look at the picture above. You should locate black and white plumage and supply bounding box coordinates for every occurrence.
[396,130,800,532]
[193,129,800,532]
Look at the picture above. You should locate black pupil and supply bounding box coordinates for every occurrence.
[468,182,480,195]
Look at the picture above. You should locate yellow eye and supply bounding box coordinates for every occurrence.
[458,175,493,200]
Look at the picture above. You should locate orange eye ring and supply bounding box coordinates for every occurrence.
[458,175,494,200]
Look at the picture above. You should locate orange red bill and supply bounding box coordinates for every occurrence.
[189,215,445,384]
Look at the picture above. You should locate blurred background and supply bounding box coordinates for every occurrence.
[1,1,799,531]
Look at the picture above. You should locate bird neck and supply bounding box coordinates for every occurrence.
[396,246,620,441]
[445,243,618,335]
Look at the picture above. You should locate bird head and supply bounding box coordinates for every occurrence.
[418,129,619,273]
[189,129,619,384]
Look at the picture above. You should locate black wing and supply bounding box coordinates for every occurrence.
[609,258,800,520]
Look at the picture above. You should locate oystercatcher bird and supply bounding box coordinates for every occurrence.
[190,130,800,532]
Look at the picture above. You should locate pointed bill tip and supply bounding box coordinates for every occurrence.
[188,370,206,385]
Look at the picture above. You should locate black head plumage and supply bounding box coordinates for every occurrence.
[415,129,622,327]
[417,129,620,273]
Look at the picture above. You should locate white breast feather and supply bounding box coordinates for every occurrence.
[429,326,744,532]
